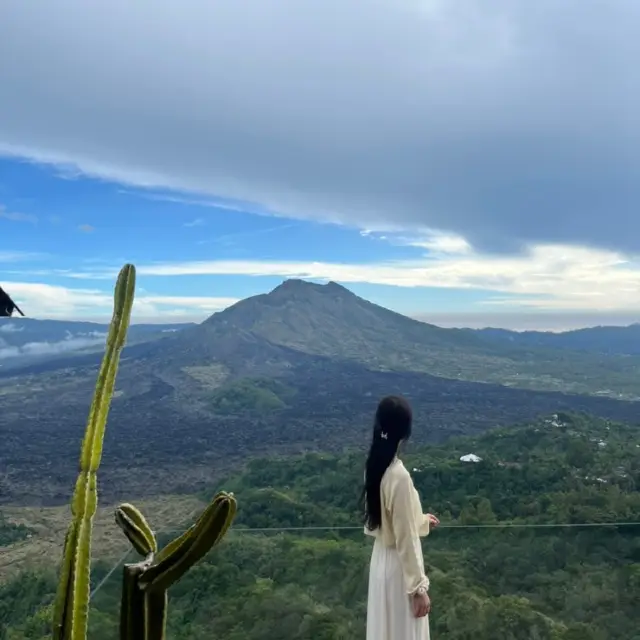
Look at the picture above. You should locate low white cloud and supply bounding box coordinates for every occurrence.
[0,322,23,333]
[0,332,107,361]
[2,281,239,321]
[183,218,205,227]
[410,236,472,256]
[0,206,37,224]
[0,251,45,263]
[6,240,640,319]
[44,242,640,313]
[379,230,474,256]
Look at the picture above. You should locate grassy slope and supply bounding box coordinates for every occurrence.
[0,495,206,584]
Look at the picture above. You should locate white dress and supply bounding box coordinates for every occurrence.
[365,458,431,640]
[367,538,430,639]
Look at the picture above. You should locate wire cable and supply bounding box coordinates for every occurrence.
[227,521,640,532]
[86,518,640,601]
[89,547,132,600]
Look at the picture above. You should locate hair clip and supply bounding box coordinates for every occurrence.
[380,431,388,440]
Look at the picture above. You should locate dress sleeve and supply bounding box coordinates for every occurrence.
[389,472,430,595]
[418,513,431,537]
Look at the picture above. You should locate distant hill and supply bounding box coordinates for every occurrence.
[0,317,194,369]
[187,279,640,398]
[4,279,640,400]
[5,281,640,398]
[471,323,640,356]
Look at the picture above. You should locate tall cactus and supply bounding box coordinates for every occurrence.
[52,264,137,640]
[115,494,237,639]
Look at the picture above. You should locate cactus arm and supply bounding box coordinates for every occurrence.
[52,264,136,640]
[116,492,237,640]
[140,493,237,592]
[116,494,236,638]
[152,525,195,565]
[79,265,136,475]
[121,566,168,640]
[68,474,98,640]
[52,529,78,638]
[152,493,233,565]
[144,590,168,640]
[115,503,158,556]
[120,564,147,640]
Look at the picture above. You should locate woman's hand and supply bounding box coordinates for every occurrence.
[426,513,440,528]
[412,591,431,618]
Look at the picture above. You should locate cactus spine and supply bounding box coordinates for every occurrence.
[115,493,237,640]
[52,264,136,640]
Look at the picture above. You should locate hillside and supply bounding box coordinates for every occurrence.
[4,279,640,504]
[2,414,639,639]
[204,279,485,358]
[201,280,640,397]
[4,344,640,506]
[4,280,640,398]
[472,323,640,356]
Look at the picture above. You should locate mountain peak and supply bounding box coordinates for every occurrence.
[269,279,350,296]
[201,275,480,369]
[202,279,355,326]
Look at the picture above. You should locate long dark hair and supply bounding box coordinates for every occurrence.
[361,395,413,531]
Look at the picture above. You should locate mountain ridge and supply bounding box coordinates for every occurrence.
[470,323,640,356]
[3,279,640,399]
[5,280,640,365]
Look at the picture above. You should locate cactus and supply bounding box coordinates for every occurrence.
[52,264,137,640]
[115,493,237,639]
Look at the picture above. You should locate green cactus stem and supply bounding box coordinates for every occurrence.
[115,492,237,640]
[52,264,136,640]
[115,503,157,557]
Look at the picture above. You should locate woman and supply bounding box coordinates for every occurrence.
[362,395,439,640]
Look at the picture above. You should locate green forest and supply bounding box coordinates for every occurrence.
[2,413,639,639]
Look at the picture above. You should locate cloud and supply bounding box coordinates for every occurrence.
[0,205,37,224]
[78,223,95,233]
[117,190,267,215]
[197,222,299,246]
[2,281,239,321]
[0,251,45,262]
[0,0,638,254]
[0,332,107,361]
[34,241,640,312]
[0,322,23,333]
[183,218,205,227]
[384,231,473,256]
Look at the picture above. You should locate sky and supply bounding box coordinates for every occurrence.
[1,0,639,331]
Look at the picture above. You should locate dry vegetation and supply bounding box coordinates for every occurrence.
[0,494,207,583]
